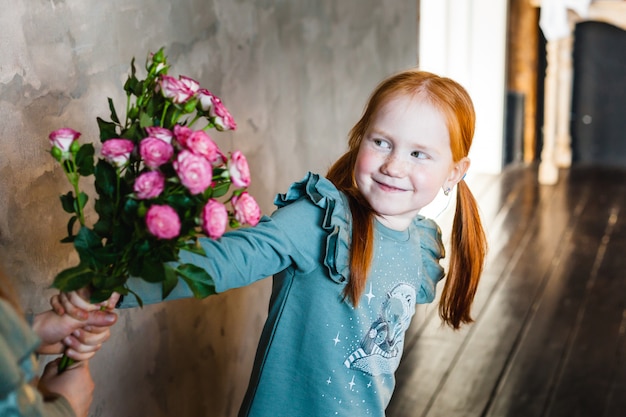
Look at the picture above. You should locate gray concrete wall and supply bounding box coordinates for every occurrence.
[0,1,417,416]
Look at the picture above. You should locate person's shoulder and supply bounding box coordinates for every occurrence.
[274,171,344,211]
[271,172,349,223]
[270,173,351,281]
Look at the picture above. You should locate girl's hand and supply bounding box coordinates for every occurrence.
[38,358,94,417]
[50,290,120,320]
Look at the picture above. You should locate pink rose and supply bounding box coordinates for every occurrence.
[183,130,221,163]
[101,139,135,167]
[232,192,261,226]
[140,137,174,168]
[145,127,173,144]
[145,204,181,239]
[49,128,81,153]
[208,94,237,131]
[173,125,193,148]
[159,75,195,104]
[228,151,251,188]
[134,171,165,200]
[197,89,213,112]
[173,150,213,195]
[201,199,228,239]
[179,76,200,94]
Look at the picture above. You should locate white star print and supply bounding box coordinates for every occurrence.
[348,376,356,391]
[365,284,375,304]
[333,332,341,345]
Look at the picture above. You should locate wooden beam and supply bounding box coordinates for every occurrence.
[508,0,540,162]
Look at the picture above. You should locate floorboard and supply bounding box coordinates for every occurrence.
[387,164,626,417]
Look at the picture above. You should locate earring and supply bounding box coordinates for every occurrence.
[443,187,451,196]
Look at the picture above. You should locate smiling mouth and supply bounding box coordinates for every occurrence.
[374,179,407,192]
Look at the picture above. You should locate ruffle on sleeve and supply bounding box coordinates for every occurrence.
[274,172,351,284]
[414,216,446,302]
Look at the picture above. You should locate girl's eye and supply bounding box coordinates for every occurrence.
[373,138,390,149]
[411,150,427,159]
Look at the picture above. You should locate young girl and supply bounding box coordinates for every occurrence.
[54,69,487,416]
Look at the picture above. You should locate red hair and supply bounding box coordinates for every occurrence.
[326,70,487,329]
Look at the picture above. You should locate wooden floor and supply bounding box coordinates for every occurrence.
[387,163,626,417]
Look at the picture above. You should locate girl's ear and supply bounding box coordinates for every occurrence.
[445,157,470,189]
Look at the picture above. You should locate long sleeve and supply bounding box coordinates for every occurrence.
[0,300,76,417]
[119,176,333,308]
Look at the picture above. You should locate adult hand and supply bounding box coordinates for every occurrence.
[50,290,121,320]
[32,308,117,360]
[38,358,94,417]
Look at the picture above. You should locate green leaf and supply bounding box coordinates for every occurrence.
[139,258,166,283]
[120,122,141,141]
[97,118,119,141]
[76,144,95,176]
[211,181,230,198]
[165,193,194,211]
[75,192,88,214]
[94,160,118,198]
[139,111,153,128]
[52,264,94,292]
[124,59,138,95]
[176,263,216,299]
[127,288,144,308]
[145,95,164,118]
[92,271,127,291]
[162,264,178,299]
[62,216,79,241]
[133,79,144,97]
[110,222,134,251]
[108,98,120,124]
[92,217,112,238]
[73,227,104,268]
[179,241,208,257]
[90,281,129,304]
[73,227,103,250]
[89,288,114,304]
[60,192,76,214]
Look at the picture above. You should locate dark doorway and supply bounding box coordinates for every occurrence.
[571,22,626,167]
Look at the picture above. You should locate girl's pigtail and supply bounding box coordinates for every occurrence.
[326,149,375,307]
[344,194,374,307]
[439,180,487,329]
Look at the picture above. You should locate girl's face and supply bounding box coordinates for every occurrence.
[355,95,468,230]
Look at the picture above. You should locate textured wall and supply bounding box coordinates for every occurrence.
[0,1,417,416]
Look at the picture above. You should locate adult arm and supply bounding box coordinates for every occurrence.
[0,300,95,417]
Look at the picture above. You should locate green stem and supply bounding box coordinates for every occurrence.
[160,102,171,127]
[188,114,201,128]
[57,354,75,374]
[125,93,131,128]
[63,158,86,227]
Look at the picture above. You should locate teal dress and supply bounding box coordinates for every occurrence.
[121,172,446,417]
[0,300,75,417]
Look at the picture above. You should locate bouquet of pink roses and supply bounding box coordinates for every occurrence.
[48,48,260,308]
